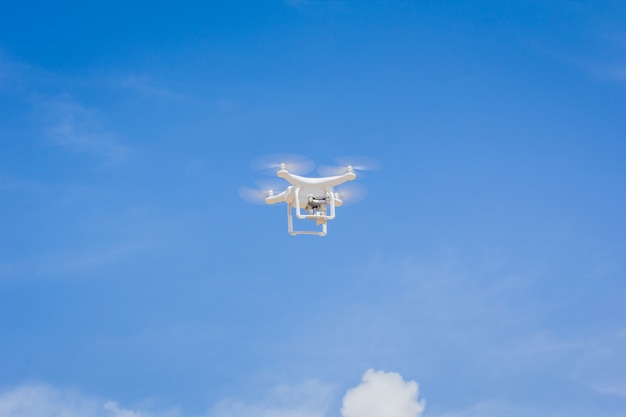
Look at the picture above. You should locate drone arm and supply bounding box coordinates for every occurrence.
[324,171,356,187]
[265,189,289,205]
[277,169,299,186]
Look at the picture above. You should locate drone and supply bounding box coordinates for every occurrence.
[241,157,374,236]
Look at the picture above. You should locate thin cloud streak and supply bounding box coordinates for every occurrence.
[0,380,331,417]
[573,329,626,398]
[0,383,179,417]
[41,241,152,274]
[112,74,188,102]
[42,97,131,161]
[0,53,131,161]
[0,241,152,285]
[208,379,332,417]
[0,384,102,417]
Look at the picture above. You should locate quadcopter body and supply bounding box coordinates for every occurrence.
[265,163,357,236]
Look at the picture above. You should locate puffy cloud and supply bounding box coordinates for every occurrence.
[341,369,425,417]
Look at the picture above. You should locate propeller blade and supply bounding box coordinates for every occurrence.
[318,165,351,177]
[335,182,368,205]
[318,155,380,177]
[239,186,269,204]
[336,155,381,171]
[252,153,316,175]
[239,180,286,205]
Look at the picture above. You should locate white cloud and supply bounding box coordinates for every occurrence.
[431,401,570,417]
[0,241,152,285]
[595,65,626,83]
[113,74,186,101]
[104,401,161,417]
[42,97,131,161]
[0,372,425,417]
[0,384,177,417]
[341,369,425,417]
[209,379,332,417]
[0,53,131,161]
[41,241,151,275]
[0,379,334,417]
[0,383,102,417]
[573,329,626,398]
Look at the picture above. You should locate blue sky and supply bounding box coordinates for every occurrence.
[1,1,625,416]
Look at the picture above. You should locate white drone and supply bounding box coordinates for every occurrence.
[241,156,374,236]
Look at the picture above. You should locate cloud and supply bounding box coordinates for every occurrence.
[593,64,626,83]
[531,27,626,84]
[104,401,157,417]
[209,379,332,417]
[0,383,177,417]
[573,329,626,398]
[431,401,569,417]
[0,383,102,417]
[41,241,152,275]
[0,380,333,417]
[0,241,152,285]
[341,369,425,417]
[0,372,424,417]
[0,53,130,161]
[113,74,186,101]
[42,97,131,161]
[591,30,626,83]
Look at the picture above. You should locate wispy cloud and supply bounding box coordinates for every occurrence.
[431,398,626,417]
[432,401,570,417]
[42,241,151,275]
[209,379,333,417]
[573,329,626,398]
[591,28,626,83]
[0,371,424,417]
[0,241,152,285]
[0,176,45,193]
[104,402,144,417]
[0,53,131,161]
[113,74,187,101]
[104,401,180,417]
[0,383,178,417]
[41,97,131,161]
[0,384,103,417]
[530,17,626,84]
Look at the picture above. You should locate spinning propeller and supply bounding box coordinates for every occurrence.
[334,182,368,205]
[252,153,316,175]
[239,180,285,205]
[317,155,381,177]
